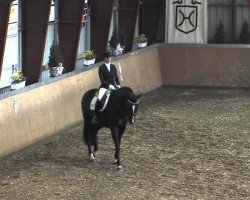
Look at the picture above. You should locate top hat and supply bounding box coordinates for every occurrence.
[103,51,112,58]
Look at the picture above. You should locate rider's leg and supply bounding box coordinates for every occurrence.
[92,100,101,124]
[92,88,107,124]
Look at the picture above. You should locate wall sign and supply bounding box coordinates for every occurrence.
[166,0,207,44]
[173,0,201,34]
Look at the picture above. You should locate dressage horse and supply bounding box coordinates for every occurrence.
[81,87,140,170]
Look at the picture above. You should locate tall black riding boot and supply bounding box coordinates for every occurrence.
[92,100,101,124]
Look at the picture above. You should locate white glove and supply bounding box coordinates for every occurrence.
[109,85,116,90]
[116,85,121,89]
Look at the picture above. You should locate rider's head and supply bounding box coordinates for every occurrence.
[103,51,112,63]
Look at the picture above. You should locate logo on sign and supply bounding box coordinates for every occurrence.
[172,0,201,34]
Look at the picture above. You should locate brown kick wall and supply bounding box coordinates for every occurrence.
[2,43,250,157]
[0,46,161,157]
[159,44,250,87]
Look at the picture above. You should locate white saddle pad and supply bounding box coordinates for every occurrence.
[90,96,98,111]
[89,90,111,112]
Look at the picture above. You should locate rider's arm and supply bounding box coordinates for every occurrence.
[109,85,116,90]
[113,66,120,86]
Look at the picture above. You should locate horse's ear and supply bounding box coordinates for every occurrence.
[136,94,142,99]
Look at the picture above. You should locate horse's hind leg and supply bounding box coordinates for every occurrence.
[91,129,99,159]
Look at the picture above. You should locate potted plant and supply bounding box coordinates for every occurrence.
[48,41,64,77]
[11,71,26,90]
[213,21,226,44]
[83,50,96,66]
[137,34,148,48]
[238,21,250,44]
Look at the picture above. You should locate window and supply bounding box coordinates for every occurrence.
[208,0,250,43]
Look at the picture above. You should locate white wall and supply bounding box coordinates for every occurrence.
[0,2,18,88]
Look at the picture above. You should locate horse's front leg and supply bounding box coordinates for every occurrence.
[114,125,126,163]
[111,127,122,170]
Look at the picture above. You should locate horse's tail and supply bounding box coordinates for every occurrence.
[82,123,88,145]
[82,123,98,148]
[81,91,91,146]
[81,89,98,146]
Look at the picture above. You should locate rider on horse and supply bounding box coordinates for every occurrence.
[92,51,121,124]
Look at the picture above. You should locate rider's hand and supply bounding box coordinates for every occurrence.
[109,85,116,90]
[116,85,121,89]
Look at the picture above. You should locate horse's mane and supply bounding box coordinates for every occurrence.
[113,87,134,100]
[116,86,133,94]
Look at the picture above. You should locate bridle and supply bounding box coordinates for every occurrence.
[126,99,139,124]
[128,99,140,105]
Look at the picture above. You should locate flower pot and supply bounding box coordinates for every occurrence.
[138,42,147,48]
[40,68,50,81]
[11,80,26,90]
[83,59,96,66]
[50,66,64,77]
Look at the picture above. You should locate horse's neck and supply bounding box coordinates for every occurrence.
[109,92,128,116]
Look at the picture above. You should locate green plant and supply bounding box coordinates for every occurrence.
[213,21,226,44]
[137,34,147,43]
[84,50,96,60]
[3,0,14,2]
[238,21,250,44]
[48,41,63,69]
[109,28,124,49]
[12,71,26,83]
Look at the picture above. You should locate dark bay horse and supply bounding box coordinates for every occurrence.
[81,87,141,170]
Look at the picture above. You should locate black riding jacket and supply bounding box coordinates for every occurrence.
[98,63,120,89]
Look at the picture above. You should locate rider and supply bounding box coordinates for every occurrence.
[92,51,121,124]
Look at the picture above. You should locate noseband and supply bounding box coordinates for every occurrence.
[128,99,139,105]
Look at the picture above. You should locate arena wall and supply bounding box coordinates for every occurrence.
[159,44,250,87]
[0,46,161,157]
[1,44,250,157]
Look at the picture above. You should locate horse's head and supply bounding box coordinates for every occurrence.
[126,93,141,124]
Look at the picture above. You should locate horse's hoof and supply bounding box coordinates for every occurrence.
[90,153,95,161]
[117,166,123,171]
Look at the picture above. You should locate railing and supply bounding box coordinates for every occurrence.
[0,86,11,95]
[0,69,50,95]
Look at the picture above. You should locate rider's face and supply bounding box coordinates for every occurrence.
[104,57,111,63]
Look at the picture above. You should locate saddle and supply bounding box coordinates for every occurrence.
[90,89,112,112]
